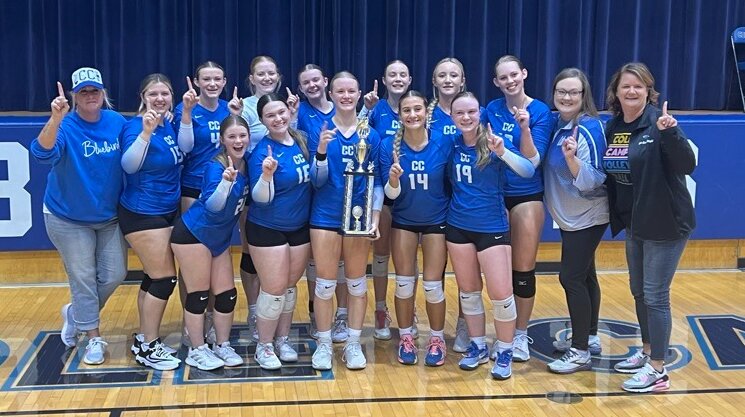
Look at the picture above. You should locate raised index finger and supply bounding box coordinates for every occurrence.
[267,144,273,158]
[228,155,234,169]
[232,86,239,99]
[572,126,579,139]
[373,79,378,94]
[56,81,65,97]
[393,151,399,164]
[662,100,668,116]
[186,76,194,91]
[286,87,293,98]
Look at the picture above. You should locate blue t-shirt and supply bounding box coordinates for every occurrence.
[308,122,382,229]
[485,98,553,196]
[174,100,230,190]
[248,136,312,231]
[120,117,182,215]
[447,134,521,233]
[379,132,453,226]
[297,101,335,137]
[31,110,126,223]
[181,160,249,256]
[369,100,401,141]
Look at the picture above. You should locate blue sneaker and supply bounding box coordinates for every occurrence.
[491,349,513,380]
[397,334,417,365]
[424,336,446,367]
[458,341,489,370]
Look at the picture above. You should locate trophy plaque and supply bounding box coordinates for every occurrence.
[341,118,375,237]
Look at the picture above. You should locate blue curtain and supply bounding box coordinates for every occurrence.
[2,0,744,112]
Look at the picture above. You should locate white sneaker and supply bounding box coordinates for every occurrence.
[186,344,224,370]
[60,303,78,348]
[507,333,533,362]
[83,337,107,365]
[553,336,602,355]
[332,315,349,343]
[548,348,592,374]
[312,342,333,370]
[275,336,298,362]
[373,309,392,340]
[453,318,469,353]
[212,342,244,367]
[136,338,181,371]
[343,342,367,370]
[254,342,282,370]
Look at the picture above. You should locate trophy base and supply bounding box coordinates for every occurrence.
[340,229,376,238]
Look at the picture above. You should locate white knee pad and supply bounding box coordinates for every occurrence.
[395,275,416,299]
[306,260,316,282]
[346,276,368,297]
[314,278,337,300]
[257,289,285,321]
[336,261,346,284]
[460,291,485,315]
[372,255,390,277]
[491,295,517,322]
[283,286,297,313]
[422,280,445,304]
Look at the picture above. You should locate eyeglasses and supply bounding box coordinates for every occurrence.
[554,89,583,98]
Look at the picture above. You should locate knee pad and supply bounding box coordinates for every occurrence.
[185,290,210,314]
[347,276,368,297]
[148,276,177,301]
[283,287,298,313]
[139,273,152,292]
[422,280,445,304]
[394,275,416,299]
[336,261,346,283]
[460,291,485,315]
[512,270,536,298]
[372,255,390,277]
[492,295,517,322]
[306,260,317,282]
[256,289,284,321]
[241,252,257,274]
[314,278,337,300]
[214,288,238,314]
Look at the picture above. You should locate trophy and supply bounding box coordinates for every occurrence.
[341,117,376,236]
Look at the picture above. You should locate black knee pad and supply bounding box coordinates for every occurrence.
[240,253,257,274]
[512,270,536,298]
[185,290,210,314]
[140,273,152,292]
[214,288,238,314]
[148,276,177,300]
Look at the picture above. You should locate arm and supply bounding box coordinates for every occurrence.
[205,178,234,212]
[120,136,150,174]
[178,122,194,153]
[498,148,535,178]
[659,127,696,174]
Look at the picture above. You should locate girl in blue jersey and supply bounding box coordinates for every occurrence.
[307,71,384,371]
[543,68,609,374]
[447,91,534,380]
[119,73,185,371]
[31,68,127,366]
[486,55,553,362]
[361,60,413,341]
[380,91,451,366]
[247,94,312,370]
[170,115,249,371]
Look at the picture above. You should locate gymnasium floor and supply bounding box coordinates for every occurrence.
[0,270,743,416]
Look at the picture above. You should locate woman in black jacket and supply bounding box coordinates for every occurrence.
[602,62,695,393]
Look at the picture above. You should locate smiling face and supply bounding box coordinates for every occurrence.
[329,76,360,113]
[195,67,226,100]
[494,60,527,97]
[383,62,411,96]
[451,95,481,136]
[399,96,427,130]
[432,61,464,99]
[616,72,649,116]
[249,60,280,95]
[221,124,249,162]
[260,100,291,138]
[553,77,583,120]
[298,68,328,101]
[142,82,172,115]
[74,87,104,114]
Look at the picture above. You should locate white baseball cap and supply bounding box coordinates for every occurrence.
[71,67,104,92]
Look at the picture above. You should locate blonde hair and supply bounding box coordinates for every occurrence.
[451,91,491,169]
[427,57,466,129]
[245,55,282,95]
[71,89,113,110]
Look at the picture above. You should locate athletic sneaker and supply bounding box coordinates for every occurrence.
[136,338,181,371]
[622,363,670,393]
[374,309,392,340]
[458,342,489,370]
[212,342,244,367]
[60,303,78,348]
[491,349,513,380]
[275,336,298,362]
[397,334,417,365]
[343,341,367,370]
[254,342,282,370]
[553,336,602,355]
[186,344,224,371]
[83,337,107,365]
[332,315,349,343]
[548,348,592,374]
[424,336,446,367]
[247,314,259,342]
[312,342,333,370]
[131,333,177,356]
[614,349,651,374]
[511,333,533,362]
[453,318,469,353]
[309,314,319,339]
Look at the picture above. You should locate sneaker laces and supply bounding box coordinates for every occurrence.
[343,342,362,361]
[515,333,534,346]
[559,348,580,363]
[334,318,348,333]
[427,337,445,354]
[496,349,513,366]
[400,336,416,353]
[316,343,332,355]
[463,342,480,358]
[88,338,108,350]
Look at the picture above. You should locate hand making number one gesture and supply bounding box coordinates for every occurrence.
[262,145,278,177]
[486,123,506,156]
[562,126,579,160]
[656,101,677,131]
[223,156,238,182]
[363,79,379,110]
[228,86,243,116]
[51,81,70,120]
[182,76,200,111]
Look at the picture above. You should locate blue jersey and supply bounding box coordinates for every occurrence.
[248,136,312,231]
[485,98,552,196]
[181,160,249,256]
[428,104,488,137]
[174,100,230,190]
[120,117,182,215]
[447,134,521,233]
[297,101,335,137]
[31,110,126,223]
[379,132,453,226]
[369,100,401,141]
[308,122,382,228]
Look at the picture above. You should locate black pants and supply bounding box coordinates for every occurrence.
[559,223,608,351]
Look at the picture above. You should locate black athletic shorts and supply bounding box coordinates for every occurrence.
[445,223,510,252]
[118,204,178,236]
[391,221,447,235]
[180,186,201,200]
[504,192,544,211]
[169,217,201,245]
[246,220,310,247]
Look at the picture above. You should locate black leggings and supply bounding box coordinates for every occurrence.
[558,223,608,351]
